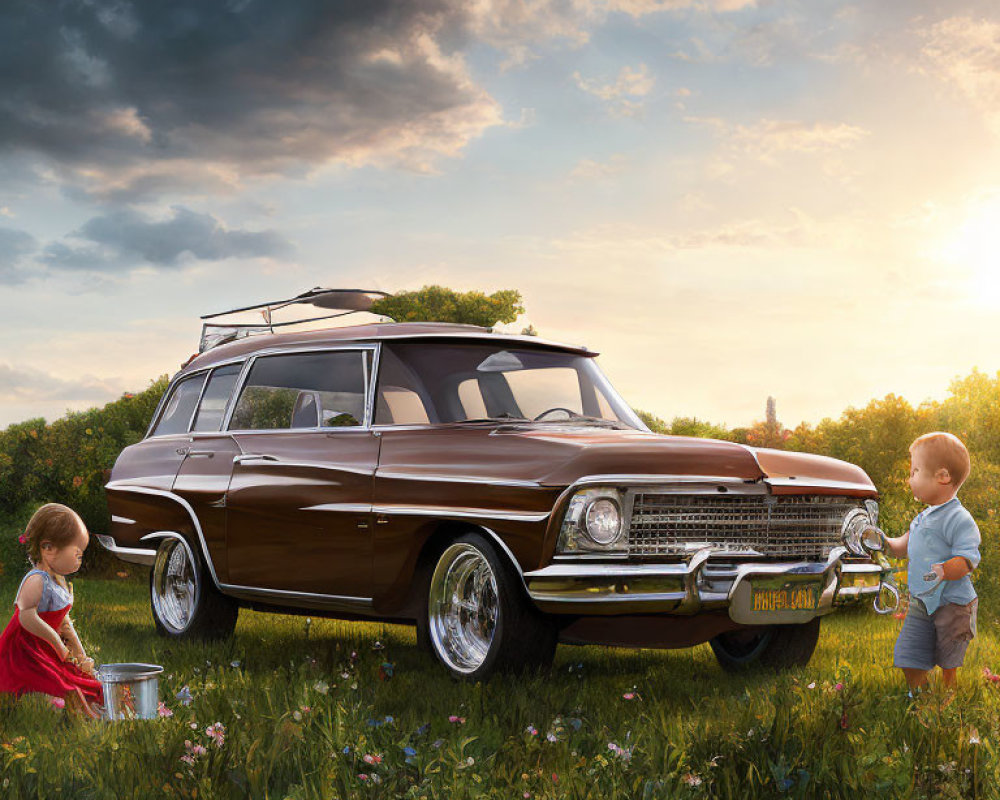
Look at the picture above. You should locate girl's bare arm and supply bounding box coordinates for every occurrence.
[16,576,69,659]
[882,528,909,559]
[58,616,88,659]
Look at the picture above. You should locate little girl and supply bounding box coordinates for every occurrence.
[0,503,104,718]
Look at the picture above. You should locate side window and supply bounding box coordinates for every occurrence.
[374,346,434,425]
[151,373,207,436]
[229,350,371,431]
[457,379,488,420]
[192,364,243,432]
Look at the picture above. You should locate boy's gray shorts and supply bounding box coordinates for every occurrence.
[893,596,978,671]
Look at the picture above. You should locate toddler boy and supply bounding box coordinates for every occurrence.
[884,431,981,691]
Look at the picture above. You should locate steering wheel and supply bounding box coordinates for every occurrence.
[532,407,576,421]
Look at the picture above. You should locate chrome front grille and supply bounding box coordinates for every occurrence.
[628,494,862,559]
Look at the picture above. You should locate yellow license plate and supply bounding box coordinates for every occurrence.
[751,585,818,612]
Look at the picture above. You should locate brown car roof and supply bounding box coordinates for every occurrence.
[179,321,595,375]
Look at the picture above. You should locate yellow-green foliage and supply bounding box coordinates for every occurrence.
[0,376,168,577]
[370,286,524,327]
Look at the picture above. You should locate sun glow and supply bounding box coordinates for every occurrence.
[939,193,1000,305]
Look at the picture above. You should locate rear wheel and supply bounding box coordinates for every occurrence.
[420,533,556,680]
[709,618,821,672]
[150,536,238,641]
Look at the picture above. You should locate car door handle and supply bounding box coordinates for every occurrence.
[233,454,280,464]
[187,450,214,458]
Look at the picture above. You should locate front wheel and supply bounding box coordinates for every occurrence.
[709,617,821,672]
[420,533,556,680]
[150,536,239,641]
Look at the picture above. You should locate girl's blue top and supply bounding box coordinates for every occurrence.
[14,568,72,613]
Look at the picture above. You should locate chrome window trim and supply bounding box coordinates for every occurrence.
[146,354,251,439]
[191,362,245,434]
[147,370,210,439]
[223,344,377,434]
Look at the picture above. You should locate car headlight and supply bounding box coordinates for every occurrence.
[842,507,878,556]
[864,499,879,526]
[557,488,627,553]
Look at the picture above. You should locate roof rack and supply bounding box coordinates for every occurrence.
[198,287,391,352]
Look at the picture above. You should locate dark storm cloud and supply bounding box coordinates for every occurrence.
[40,206,292,270]
[0,0,499,195]
[0,226,38,284]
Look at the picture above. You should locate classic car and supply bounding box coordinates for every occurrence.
[100,289,899,679]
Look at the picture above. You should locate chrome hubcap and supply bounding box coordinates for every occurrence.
[429,543,499,674]
[152,539,198,634]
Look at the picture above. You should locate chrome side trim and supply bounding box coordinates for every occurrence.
[301,503,372,513]
[111,515,136,525]
[216,582,373,612]
[478,525,530,595]
[374,470,541,488]
[373,505,549,523]
[229,455,373,475]
[95,533,157,566]
[106,482,222,589]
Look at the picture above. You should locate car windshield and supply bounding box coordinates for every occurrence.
[374,342,647,429]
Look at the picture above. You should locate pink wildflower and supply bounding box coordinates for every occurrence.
[834,682,844,691]
[449,715,465,724]
[157,702,173,718]
[50,696,65,710]
[363,753,382,765]
[205,722,226,748]
[622,692,636,700]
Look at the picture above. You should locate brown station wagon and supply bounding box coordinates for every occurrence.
[100,290,900,679]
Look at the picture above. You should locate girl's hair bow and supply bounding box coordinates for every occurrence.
[18,531,28,544]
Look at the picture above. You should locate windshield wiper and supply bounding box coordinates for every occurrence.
[533,414,630,429]
[453,413,530,424]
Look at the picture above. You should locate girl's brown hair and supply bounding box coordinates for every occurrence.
[22,503,83,565]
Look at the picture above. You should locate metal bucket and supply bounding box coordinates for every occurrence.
[95,662,164,720]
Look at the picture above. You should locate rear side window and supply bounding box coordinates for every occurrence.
[151,373,207,436]
[192,364,243,432]
[229,350,371,430]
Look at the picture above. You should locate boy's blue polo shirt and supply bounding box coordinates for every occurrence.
[907,496,980,615]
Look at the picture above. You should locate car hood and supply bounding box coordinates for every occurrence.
[491,426,876,494]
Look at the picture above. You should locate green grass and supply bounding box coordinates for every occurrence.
[3,570,1000,799]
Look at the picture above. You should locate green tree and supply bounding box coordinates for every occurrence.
[370,286,524,327]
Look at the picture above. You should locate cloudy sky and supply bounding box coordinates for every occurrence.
[2,0,1000,431]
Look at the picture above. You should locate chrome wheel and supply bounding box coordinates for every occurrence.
[429,543,500,675]
[151,538,199,634]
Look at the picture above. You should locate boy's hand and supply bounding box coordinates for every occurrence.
[79,657,96,676]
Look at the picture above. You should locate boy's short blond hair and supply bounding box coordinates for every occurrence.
[909,431,971,488]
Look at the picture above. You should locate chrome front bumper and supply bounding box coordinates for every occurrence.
[524,546,894,623]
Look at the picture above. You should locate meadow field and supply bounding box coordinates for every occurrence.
[4,372,1000,797]
[3,560,1000,799]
